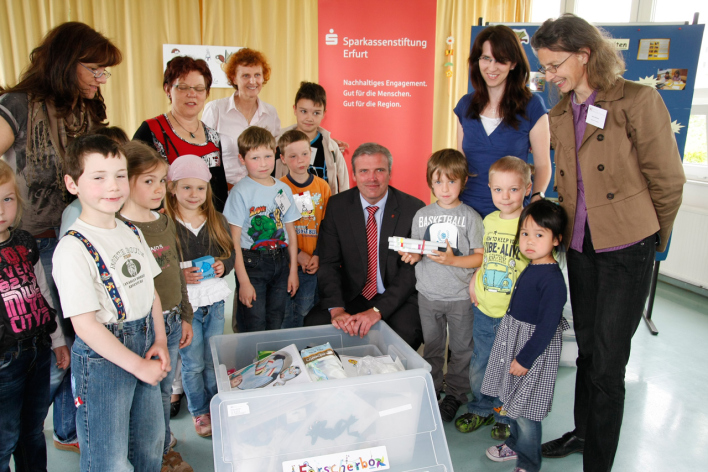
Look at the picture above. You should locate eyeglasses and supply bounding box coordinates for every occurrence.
[478,55,507,66]
[173,84,207,93]
[538,54,573,74]
[79,63,111,79]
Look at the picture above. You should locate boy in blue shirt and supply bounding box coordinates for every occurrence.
[224,127,300,331]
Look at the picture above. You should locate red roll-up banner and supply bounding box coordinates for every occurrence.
[318,0,437,203]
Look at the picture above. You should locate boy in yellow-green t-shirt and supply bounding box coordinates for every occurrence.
[278,129,331,328]
[454,156,532,440]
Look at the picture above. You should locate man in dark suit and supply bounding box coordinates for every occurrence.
[305,143,424,349]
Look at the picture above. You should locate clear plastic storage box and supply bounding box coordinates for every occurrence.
[209,322,454,472]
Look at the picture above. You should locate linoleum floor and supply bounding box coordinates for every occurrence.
[34,281,707,471]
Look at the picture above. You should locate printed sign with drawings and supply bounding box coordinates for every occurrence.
[282,446,390,472]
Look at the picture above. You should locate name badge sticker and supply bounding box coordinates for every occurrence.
[275,189,291,215]
[586,105,607,129]
[227,403,250,417]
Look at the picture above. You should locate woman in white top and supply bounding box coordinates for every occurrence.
[201,49,281,186]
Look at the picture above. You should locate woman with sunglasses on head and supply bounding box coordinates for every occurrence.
[454,25,552,218]
[531,14,684,471]
[0,21,122,461]
[133,56,228,212]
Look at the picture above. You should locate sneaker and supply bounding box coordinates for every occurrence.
[486,443,517,462]
[438,395,462,423]
[161,450,194,472]
[169,432,177,449]
[513,468,528,472]
[454,412,495,433]
[491,423,511,440]
[193,413,212,437]
[53,440,79,453]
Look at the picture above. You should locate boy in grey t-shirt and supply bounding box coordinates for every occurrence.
[399,149,483,423]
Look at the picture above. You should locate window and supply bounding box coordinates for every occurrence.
[653,0,707,89]
[684,112,708,181]
[652,0,707,180]
[531,0,561,23]
[575,0,633,23]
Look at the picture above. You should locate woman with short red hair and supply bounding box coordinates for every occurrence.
[201,48,281,186]
[133,56,228,211]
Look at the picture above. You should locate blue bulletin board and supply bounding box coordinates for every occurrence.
[469,22,705,260]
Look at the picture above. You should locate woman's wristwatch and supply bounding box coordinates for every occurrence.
[531,191,545,199]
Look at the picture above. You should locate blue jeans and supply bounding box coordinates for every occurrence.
[568,226,655,472]
[180,300,224,417]
[282,269,318,328]
[238,249,290,332]
[0,338,51,472]
[160,307,182,454]
[49,338,76,444]
[37,233,78,444]
[506,416,542,472]
[72,315,164,472]
[467,304,508,424]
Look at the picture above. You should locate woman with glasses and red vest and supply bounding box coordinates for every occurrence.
[133,56,228,212]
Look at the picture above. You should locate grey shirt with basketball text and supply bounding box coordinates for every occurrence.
[411,202,484,301]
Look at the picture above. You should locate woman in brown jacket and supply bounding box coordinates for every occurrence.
[531,14,685,472]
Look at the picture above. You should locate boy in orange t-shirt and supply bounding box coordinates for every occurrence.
[278,129,331,327]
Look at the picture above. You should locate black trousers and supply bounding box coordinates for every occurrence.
[568,223,655,472]
[304,293,423,350]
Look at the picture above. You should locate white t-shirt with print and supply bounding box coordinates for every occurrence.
[53,218,162,324]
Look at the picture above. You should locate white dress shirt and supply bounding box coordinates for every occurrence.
[202,92,282,185]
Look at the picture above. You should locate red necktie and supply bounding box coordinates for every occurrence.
[362,205,379,300]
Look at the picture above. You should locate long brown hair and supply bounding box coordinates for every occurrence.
[0,22,122,122]
[530,14,625,92]
[165,179,232,261]
[467,25,532,130]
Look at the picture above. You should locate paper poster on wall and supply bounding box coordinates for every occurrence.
[529,72,546,92]
[611,38,630,50]
[637,38,670,60]
[656,68,688,90]
[513,29,530,44]
[162,44,243,88]
[318,0,437,203]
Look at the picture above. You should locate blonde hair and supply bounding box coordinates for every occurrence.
[0,160,23,228]
[488,156,534,187]
[165,180,232,262]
